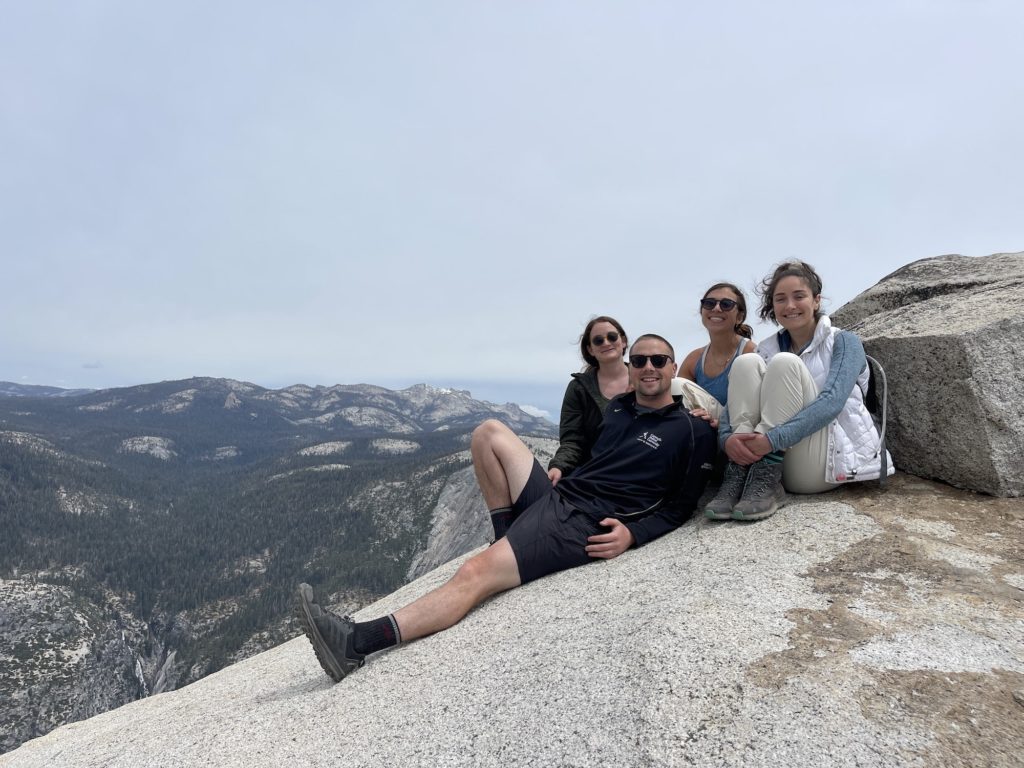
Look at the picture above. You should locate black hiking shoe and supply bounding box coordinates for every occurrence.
[295,583,365,682]
[704,461,750,520]
[732,459,786,521]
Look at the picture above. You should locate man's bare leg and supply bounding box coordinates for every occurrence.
[471,419,538,508]
[375,420,532,643]
[297,420,534,681]
[392,537,521,641]
[296,540,522,681]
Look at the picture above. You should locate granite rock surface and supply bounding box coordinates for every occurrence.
[832,251,1024,497]
[4,475,1022,768]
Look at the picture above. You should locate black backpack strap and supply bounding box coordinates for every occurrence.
[865,354,888,488]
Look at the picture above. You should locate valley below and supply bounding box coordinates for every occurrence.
[0,377,555,753]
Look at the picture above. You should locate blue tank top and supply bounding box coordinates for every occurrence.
[695,338,747,406]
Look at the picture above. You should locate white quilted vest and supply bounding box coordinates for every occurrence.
[758,316,893,484]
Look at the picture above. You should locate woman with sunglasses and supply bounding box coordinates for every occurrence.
[704,260,892,522]
[676,283,756,423]
[547,316,630,486]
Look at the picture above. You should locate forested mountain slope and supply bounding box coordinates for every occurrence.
[0,378,555,753]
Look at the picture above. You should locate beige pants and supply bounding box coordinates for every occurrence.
[675,378,724,421]
[727,353,833,494]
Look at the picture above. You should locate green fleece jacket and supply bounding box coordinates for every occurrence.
[548,368,610,476]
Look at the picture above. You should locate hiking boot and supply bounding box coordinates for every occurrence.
[732,459,785,521]
[295,583,365,682]
[704,461,750,520]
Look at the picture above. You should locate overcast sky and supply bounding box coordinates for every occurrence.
[3,1,1022,420]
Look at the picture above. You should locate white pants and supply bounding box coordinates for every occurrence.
[727,353,833,494]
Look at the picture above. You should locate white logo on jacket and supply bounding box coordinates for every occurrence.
[637,431,662,450]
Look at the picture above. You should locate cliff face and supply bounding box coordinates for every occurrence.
[0,579,181,753]
[4,474,1022,768]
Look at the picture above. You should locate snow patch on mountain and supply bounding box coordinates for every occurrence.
[257,385,314,410]
[297,406,420,434]
[0,430,60,456]
[268,464,351,482]
[337,406,419,433]
[61,638,92,664]
[224,380,259,395]
[204,446,240,461]
[370,439,420,455]
[310,391,346,411]
[298,441,352,456]
[223,550,271,578]
[78,398,123,412]
[119,437,176,460]
[136,389,199,414]
[1,431,106,469]
[56,487,113,516]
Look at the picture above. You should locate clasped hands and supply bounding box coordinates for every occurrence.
[724,432,773,466]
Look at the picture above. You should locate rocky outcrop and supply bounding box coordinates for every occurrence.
[832,252,1024,497]
[0,580,182,754]
[405,464,489,581]
[4,476,1022,767]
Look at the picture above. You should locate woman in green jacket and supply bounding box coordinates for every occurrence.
[547,315,631,485]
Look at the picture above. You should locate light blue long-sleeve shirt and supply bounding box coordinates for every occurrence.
[718,329,866,452]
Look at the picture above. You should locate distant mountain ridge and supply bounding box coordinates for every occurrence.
[0,377,555,754]
[0,377,554,470]
[0,378,551,437]
[0,382,93,398]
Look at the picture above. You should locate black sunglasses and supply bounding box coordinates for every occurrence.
[590,331,620,346]
[700,298,738,311]
[629,354,673,369]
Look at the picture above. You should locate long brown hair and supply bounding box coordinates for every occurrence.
[579,315,628,369]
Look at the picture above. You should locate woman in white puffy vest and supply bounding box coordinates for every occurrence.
[704,260,893,522]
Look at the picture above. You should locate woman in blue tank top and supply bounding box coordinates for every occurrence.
[675,282,756,423]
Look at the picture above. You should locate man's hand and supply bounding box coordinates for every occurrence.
[585,518,634,559]
[724,433,771,466]
[547,467,562,486]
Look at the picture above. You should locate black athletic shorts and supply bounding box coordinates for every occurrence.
[505,460,605,584]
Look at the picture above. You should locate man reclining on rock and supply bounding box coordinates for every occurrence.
[296,334,716,682]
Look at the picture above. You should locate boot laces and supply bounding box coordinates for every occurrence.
[745,462,781,497]
[719,463,749,497]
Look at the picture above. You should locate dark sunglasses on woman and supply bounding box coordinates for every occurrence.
[700,298,738,311]
[590,331,620,346]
